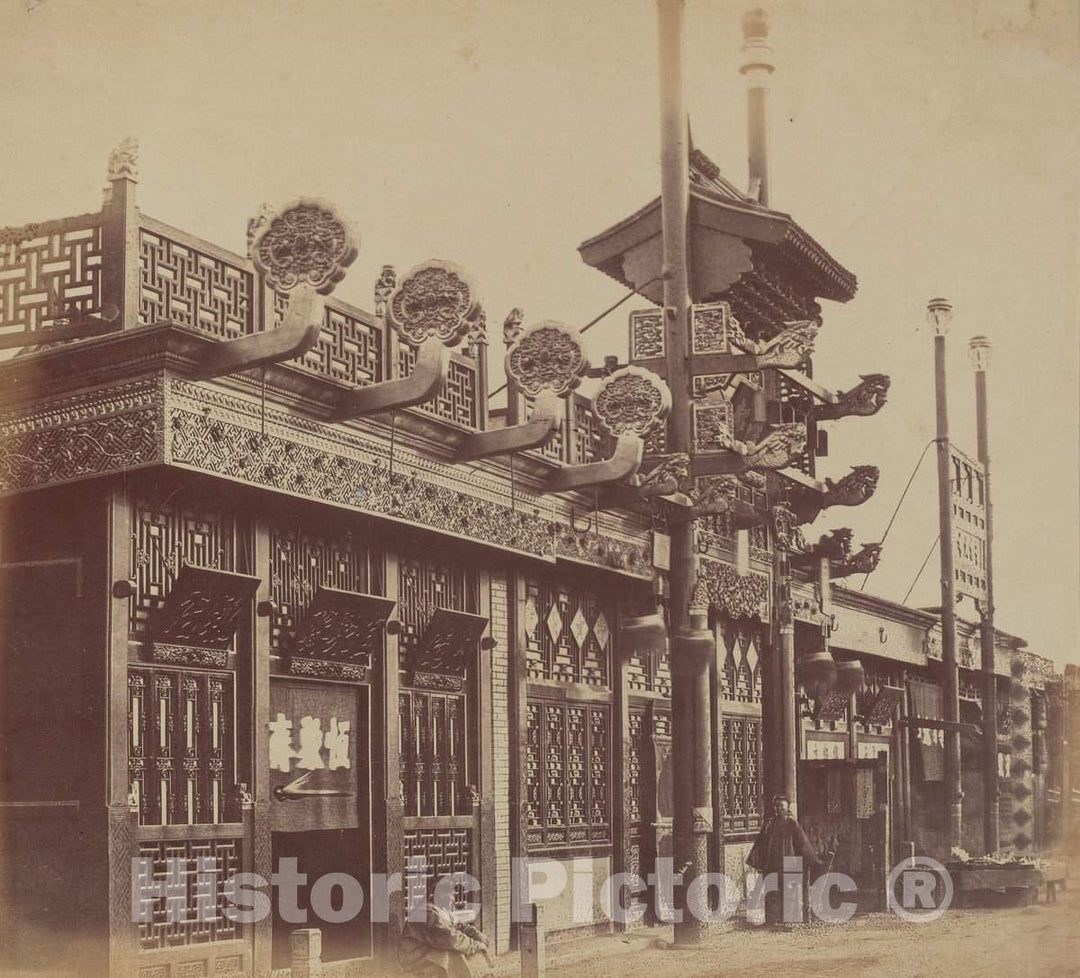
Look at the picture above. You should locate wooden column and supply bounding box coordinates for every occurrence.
[373,549,404,963]
[507,573,530,946]
[250,518,273,978]
[106,486,137,977]
[477,569,498,937]
[612,604,633,929]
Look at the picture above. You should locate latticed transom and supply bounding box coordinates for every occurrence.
[524,577,613,686]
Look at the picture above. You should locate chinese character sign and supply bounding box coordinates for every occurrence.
[269,680,362,832]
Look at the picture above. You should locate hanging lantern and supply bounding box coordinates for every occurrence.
[799,650,835,694]
[833,659,866,698]
[620,613,668,654]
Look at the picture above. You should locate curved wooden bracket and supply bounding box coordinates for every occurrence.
[331,337,449,422]
[194,285,324,380]
[542,433,644,494]
[455,390,562,462]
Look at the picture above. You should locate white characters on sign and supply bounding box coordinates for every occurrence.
[268,713,296,773]
[269,713,352,774]
[325,718,352,771]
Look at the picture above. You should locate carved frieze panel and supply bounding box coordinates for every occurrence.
[692,397,735,452]
[696,558,770,621]
[0,379,162,495]
[690,302,733,354]
[629,309,665,360]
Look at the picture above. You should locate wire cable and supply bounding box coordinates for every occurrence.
[859,437,937,591]
[487,276,663,401]
[902,533,940,605]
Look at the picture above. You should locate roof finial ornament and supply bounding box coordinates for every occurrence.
[503,307,524,347]
[107,137,139,182]
[374,265,397,317]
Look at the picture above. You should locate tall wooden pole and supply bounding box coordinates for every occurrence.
[970,335,999,852]
[930,299,963,851]
[657,0,710,944]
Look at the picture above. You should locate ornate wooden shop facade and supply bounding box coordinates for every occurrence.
[0,145,1064,978]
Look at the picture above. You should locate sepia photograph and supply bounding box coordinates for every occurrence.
[0,1,1077,976]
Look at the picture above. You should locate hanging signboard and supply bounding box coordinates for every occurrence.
[269,679,361,832]
[949,445,988,606]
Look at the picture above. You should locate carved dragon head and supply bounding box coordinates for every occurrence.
[846,374,891,414]
[689,475,739,517]
[744,423,806,471]
[832,542,883,578]
[816,527,854,561]
[638,453,690,497]
[823,465,880,508]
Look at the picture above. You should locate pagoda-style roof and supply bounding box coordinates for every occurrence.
[578,150,856,335]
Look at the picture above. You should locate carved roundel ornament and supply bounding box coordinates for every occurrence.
[249,198,358,295]
[592,366,671,438]
[505,320,589,396]
[387,259,481,348]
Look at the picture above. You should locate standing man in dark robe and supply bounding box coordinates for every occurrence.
[746,795,824,927]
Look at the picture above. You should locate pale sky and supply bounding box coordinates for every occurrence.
[2,0,1077,666]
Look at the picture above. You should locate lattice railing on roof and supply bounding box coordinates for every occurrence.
[0,215,104,336]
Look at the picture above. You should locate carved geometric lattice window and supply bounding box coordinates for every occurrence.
[398,556,476,662]
[133,838,242,949]
[402,827,471,913]
[523,578,611,686]
[524,700,610,851]
[269,522,382,655]
[719,622,763,704]
[128,668,236,827]
[130,495,235,640]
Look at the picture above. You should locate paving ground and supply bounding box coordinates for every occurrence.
[493,885,1080,978]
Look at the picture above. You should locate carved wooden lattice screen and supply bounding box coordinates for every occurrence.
[720,622,763,704]
[0,216,103,334]
[272,293,387,388]
[133,838,242,950]
[398,345,478,428]
[397,555,478,909]
[523,578,612,686]
[721,715,763,838]
[128,668,236,827]
[268,522,382,655]
[139,224,253,338]
[524,700,610,850]
[399,690,469,818]
[129,495,236,641]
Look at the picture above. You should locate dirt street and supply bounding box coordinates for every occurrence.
[517,890,1080,978]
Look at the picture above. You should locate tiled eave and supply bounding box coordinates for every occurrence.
[578,188,857,307]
